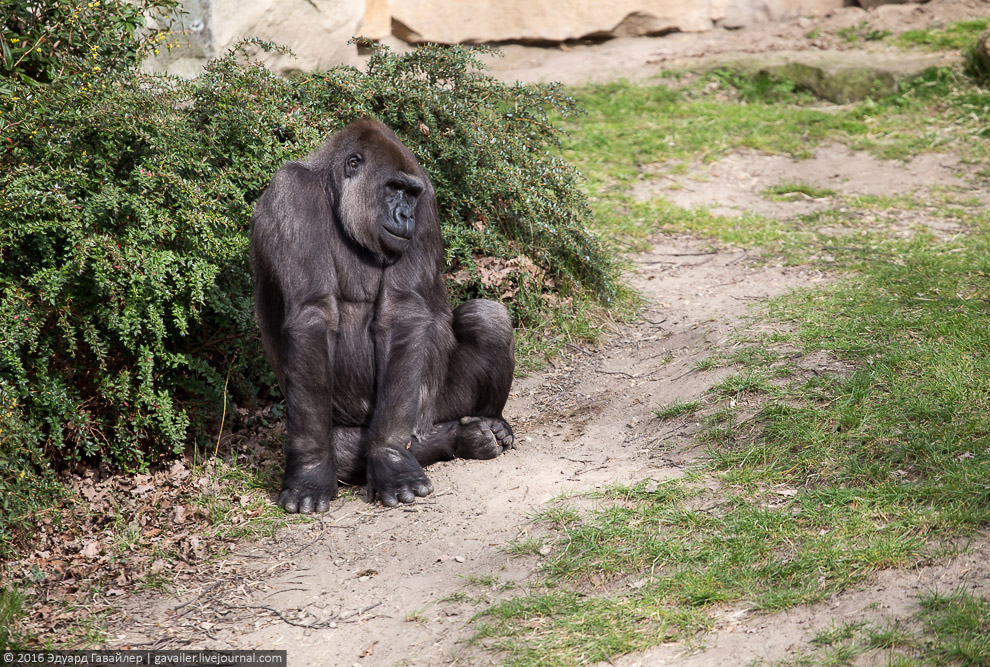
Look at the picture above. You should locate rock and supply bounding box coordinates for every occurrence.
[391,0,714,43]
[146,0,364,78]
[720,0,844,30]
[719,49,961,103]
[360,0,393,40]
[390,0,845,44]
[856,0,917,8]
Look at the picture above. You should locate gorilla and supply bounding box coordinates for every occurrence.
[250,119,515,512]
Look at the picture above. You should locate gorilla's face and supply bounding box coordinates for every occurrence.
[338,130,426,259]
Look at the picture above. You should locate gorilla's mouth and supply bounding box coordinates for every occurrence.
[385,227,412,240]
[382,218,414,241]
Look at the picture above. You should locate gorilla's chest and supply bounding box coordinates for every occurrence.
[330,296,381,425]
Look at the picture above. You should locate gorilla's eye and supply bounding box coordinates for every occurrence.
[346,154,362,171]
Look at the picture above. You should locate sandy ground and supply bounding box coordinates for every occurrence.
[107,2,990,665]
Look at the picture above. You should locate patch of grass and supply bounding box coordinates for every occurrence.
[780,590,990,666]
[564,68,990,223]
[897,18,990,52]
[695,356,722,371]
[708,372,773,399]
[842,193,922,211]
[639,197,812,255]
[0,586,25,649]
[505,538,546,557]
[558,77,869,198]
[465,574,516,592]
[475,590,711,667]
[916,590,990,664]
[764,183,837,201]
[190,457,295,542]
[838,21,891,44]
[654,400,700,420]
[725,345,785,370]
[812,621,865,646]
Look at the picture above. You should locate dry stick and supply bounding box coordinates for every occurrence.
[649,250,718,257]
[594,369,638,379]
[291,520,328,557]
[668,366,700,382]
[231,600,383,629]
[213,367,232,458]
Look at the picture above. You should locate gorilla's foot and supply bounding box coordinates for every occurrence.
[279,462,337,514]
[367,446,434,507]
[454,416,514,460]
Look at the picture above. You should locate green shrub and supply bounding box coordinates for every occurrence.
[1,0,178,89]
[0,5,615,550]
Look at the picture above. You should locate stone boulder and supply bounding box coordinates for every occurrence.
[721,49,960,103]
[390,0,845,44]
[146,0,364,78]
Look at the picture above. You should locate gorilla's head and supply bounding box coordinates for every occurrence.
[329,119,428,259]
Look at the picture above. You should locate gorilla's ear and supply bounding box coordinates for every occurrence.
[345,153,363,178]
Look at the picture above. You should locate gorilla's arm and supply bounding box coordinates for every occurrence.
[364,275,453,505]
[251,165,341,513]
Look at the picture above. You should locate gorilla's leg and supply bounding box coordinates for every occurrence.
[436,299,516,458]
[333,418,512,489]
[333,299,514,489]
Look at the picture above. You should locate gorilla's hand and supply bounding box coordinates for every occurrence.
[367,446,434,507]
[279,460,337,514]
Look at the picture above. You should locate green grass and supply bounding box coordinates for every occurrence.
[897,18,990,52]
[0,586,25,649]
[775,590,990,666]
[473,66,990,666]
[837,21,890,44]
[559,77,864,199]
[561,69,990,256]
[478,225,990,665]
[916,590,990,665]
[654,400,700,420]
[763,183,837,201]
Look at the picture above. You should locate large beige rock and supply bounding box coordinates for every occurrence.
[391,0,714,43]
[361,0,393,39]
[389,0,845,44]
[720,0,845,29]
[147,0,364,77]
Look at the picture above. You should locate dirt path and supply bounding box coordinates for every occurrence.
[114,236,824,664]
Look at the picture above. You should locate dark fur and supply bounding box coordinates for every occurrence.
[250,119,515,512]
